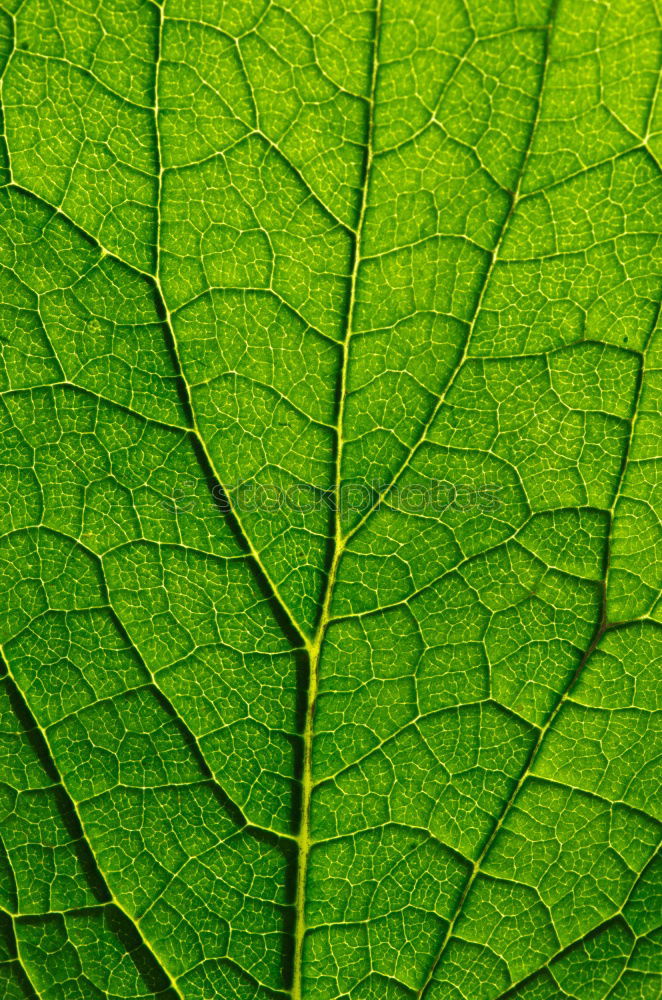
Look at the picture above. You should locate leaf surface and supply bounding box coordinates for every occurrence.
[0,1,660,998]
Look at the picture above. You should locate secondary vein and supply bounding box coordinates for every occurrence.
[0,650,185,1000]
[415,132,660,1000]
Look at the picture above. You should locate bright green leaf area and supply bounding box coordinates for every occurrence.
[0,0,660,998]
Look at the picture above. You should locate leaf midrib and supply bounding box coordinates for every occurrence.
[288,0,384,994]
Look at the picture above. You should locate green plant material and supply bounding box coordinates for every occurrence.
[0,0,660,998]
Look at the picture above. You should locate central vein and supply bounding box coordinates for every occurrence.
[291,3,383,997]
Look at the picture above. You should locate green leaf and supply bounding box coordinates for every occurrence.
[0,1,660,998]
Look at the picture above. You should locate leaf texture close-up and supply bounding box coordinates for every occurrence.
[0,0,660,998]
